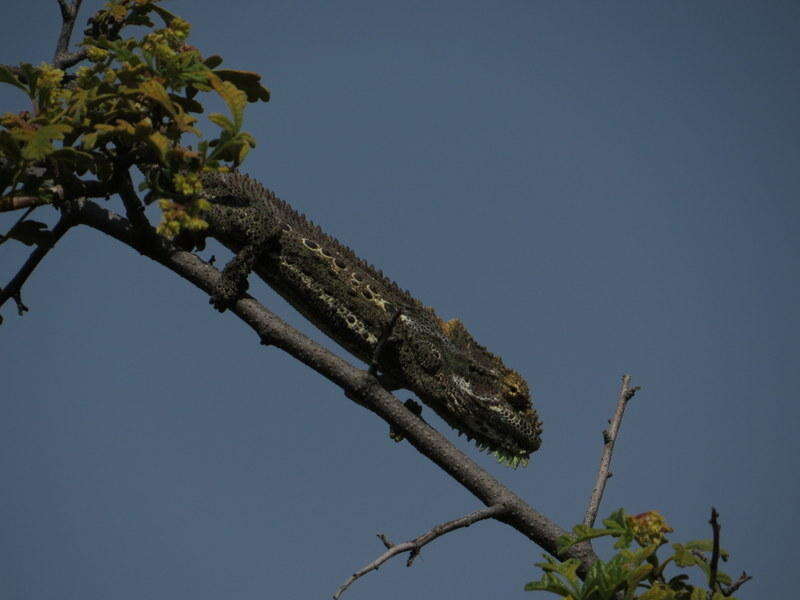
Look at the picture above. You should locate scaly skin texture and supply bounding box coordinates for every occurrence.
[177,171,542,466]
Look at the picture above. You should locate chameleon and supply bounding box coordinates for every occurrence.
[176,170,542,467]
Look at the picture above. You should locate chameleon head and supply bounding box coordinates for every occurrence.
[396,316,542,468]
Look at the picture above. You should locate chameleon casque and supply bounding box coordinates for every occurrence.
[177,171,542,467]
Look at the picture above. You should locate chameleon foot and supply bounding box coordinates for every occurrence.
[389,399,424,442]
[209,276,244,312]
[368,308,402,376]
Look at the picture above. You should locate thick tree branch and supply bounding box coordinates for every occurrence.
[53,0,87,69]
[583,374,640,527]
[0,195,51,212]
[333,504,506,600]
[0,212,74,323]
[72,198,599,575]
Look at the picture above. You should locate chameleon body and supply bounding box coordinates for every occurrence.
[178,171,542,466]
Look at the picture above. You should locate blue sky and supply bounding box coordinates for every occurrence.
[1,1,798,598]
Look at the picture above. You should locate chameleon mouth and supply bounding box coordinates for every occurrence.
[454,420,533,469]
[444,376,542,469]
[464,409,539,468]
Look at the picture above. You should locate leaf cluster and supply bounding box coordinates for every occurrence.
[0,0,269,238]
[525,510,741,600]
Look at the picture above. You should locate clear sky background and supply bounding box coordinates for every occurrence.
[1,2,798,598]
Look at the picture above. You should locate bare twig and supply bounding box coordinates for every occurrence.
[333,504,506,600]
[72,198,600,577]
[708,507,721,595]
[722,571,752,595]
[0,213,74,323]
[53,0,87,69]
[583,374,640,527]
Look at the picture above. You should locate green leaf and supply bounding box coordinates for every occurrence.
[672,544,697,568]
[150,4,178,26]
[147,131,171,163]
[213,69,270,103]
[525,555,584,598]
[19,63,38,96]
[639,585,678,600]
[81,131,99,150]
[140,79,176,115]
[203,55,223,69]
[208,113,235,134]
[210,75,247,132]
[0,65,27,92]
[684,539,729,560]
[48,147,94,172]
[689,587,707,600]
[170,93,204,114]
[557,512,633,554]
[683,540,713,552]
[20,124,71,160]
[626,564,652,588]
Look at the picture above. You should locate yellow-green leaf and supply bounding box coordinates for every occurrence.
[213,69,270,103]
[209,75,246,132]
[0,65,26,92]
[173,111,200,135]
[208,112,235,133]
[150,4,178,26]
[140,79,176,115]
[689,587,707,600]
[21,124,71,160]
[147,131,171,162]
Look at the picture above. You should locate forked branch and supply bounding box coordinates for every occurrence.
[53,0,87,69]
[707,507,752,596]
[0,212,74,323]
[333,504,507,600]
[583,374,640,527]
